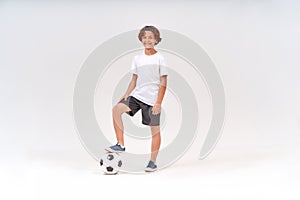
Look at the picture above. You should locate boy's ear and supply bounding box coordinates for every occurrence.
[156,38,162,44]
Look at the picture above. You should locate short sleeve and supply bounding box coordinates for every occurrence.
[159,56,168,76]
[130,56,137,74]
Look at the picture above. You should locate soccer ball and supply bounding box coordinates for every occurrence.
[99,152,123,175]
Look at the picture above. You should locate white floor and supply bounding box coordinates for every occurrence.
[1,141,299,200]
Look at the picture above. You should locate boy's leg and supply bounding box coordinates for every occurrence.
[112,103,131,146]
[150,125,161,162]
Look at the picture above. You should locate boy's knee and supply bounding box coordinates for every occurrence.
[151,126,160,135]
[112,104,121,113]
[112,103,130,114]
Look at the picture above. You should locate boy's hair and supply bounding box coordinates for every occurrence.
[138,25,162,45]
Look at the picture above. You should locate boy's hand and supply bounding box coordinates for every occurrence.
[119,94,129,102]
[152,103,161,115]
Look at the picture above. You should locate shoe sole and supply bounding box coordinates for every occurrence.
[105,148,124,154]
[145,167,157,172]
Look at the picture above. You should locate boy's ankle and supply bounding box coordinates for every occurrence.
[117,142,125,149]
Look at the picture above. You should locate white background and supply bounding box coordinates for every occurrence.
[1,0,300,199]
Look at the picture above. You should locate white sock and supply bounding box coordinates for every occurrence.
[118,143,125,148]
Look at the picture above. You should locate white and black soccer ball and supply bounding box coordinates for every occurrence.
[99,152,123,175]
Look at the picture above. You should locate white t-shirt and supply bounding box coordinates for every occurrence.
[130,50,169,106]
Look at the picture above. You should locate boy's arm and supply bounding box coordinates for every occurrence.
[122,74,137,100]
[155,75,167,104]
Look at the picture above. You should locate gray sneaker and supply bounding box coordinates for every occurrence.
[105,143,125,153]
[145,160,157,172]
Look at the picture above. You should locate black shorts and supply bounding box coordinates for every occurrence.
[119,96,160,126]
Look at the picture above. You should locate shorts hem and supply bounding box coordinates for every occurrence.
[142,121,160,126]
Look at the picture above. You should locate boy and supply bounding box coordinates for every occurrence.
[106,25,168,172]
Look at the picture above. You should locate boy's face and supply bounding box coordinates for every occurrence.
[141,31,157,49]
